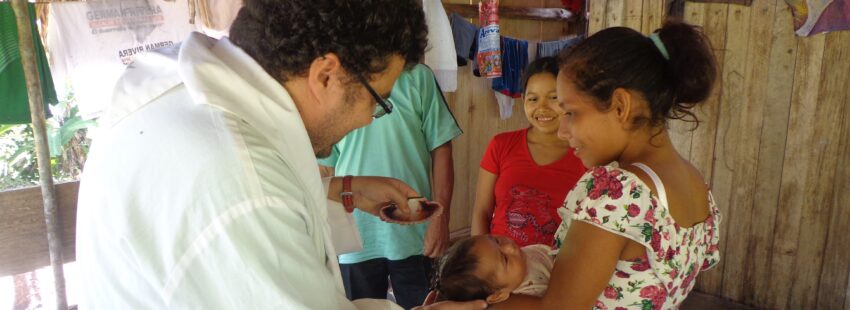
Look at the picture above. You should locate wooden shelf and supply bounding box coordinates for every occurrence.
[443,3,575,22]
[688,0,752,5]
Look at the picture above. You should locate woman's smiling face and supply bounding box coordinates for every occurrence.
[556,71,629,168]
[523,73,562,134]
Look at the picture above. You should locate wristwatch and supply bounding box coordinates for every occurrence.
[341,175,355,213]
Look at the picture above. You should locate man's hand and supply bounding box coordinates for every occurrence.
[423,214,450,258]
[328,176,419,217]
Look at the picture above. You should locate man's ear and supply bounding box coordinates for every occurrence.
[485,289,511,304]
[610,87,634,128]
[306,53,343,101]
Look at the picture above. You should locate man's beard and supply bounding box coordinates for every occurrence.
[307,124,340,158]
[307,91,354,159]
[315,146,334,159]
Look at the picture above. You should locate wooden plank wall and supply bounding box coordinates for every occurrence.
[583,1,850,309]
[442,0,576,231]
[0,181,78,277]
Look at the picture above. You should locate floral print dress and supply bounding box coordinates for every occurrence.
[553,165,721,310]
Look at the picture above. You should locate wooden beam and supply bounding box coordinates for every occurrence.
[443,3,575,22]
[0,182,78,278]
[689,0,753,6]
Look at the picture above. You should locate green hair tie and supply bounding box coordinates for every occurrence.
[649,33,669,60]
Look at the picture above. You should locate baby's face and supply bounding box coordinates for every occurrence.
[470,235,528,291]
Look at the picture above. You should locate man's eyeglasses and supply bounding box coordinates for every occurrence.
[355,74,393,119]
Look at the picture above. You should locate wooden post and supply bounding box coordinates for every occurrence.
[10,0,68,309]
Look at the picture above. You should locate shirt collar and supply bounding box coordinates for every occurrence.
[177,33,326,210]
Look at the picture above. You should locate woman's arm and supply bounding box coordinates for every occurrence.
[490,221,628,310]
[470,168,497,235]
[541,221,627,309]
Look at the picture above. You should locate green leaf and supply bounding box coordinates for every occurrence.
[59,116,95,146]
[45,115,95,158]
[47,124,62,157]
[69,105,80,118]
[642,223,653,241]
[10,140,35,165]
[642,299,654,310]
[0,124,18,136]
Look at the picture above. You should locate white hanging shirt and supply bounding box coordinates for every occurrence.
[46,0,199,118]
[422,0,458,92]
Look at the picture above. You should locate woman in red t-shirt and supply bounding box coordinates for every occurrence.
[471,57,586,247]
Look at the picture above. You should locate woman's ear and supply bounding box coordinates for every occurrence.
[485,289,511,304]
[610,88,634,128]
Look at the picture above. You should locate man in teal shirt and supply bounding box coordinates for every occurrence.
[319,64,462,309]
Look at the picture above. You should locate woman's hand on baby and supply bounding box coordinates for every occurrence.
[413,291,487,310]
[414,290,487,310]
[413,300,488,310]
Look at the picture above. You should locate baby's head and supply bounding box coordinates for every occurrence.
[434,235,528,304]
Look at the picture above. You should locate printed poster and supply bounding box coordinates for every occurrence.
[47,0,199,118]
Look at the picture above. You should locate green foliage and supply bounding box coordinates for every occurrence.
[47,106,95,157]
[0,96,94,191]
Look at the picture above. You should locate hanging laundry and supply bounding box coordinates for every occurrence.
[471,28,482,77]
[0,3,58,124]
[491,36,527,119]
[423,0,458,92]
[560,0,584,14]
[526,40,538,64]
[477,0,501,78]
[194,0,242,38]
[449,13,478,67]
[46,0,199,119]
[492,36,528,98]
[493,91,514,120]
[536,35,583,59]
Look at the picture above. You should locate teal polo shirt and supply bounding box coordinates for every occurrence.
[318,64,462,264]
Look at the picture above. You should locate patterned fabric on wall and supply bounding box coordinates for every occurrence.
[786,0,850,36]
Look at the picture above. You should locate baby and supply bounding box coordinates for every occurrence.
[433,235,554,304]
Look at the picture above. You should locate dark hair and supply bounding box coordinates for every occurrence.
[521,56,560,95]
[229,0,428,82]
[433,236,494,302]
[559,20,717,128]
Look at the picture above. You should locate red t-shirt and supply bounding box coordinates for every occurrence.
[480,128,586,247]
